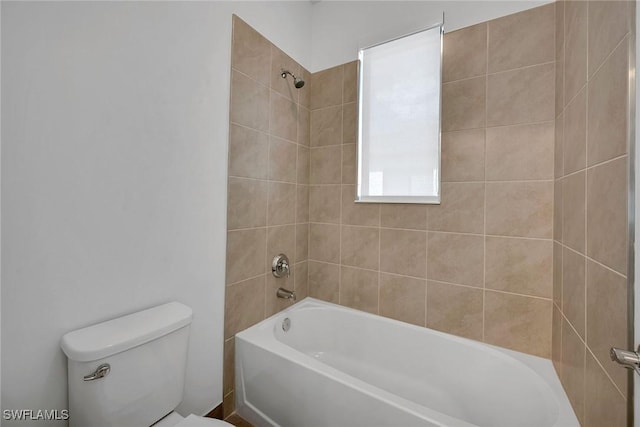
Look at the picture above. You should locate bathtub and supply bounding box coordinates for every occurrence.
[235,298,578,427]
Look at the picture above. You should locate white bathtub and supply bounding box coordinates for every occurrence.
[235,298,578,427]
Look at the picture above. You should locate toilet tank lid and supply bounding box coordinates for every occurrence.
[61,302,193,362]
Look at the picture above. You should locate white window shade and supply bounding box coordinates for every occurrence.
[357,24,442,204]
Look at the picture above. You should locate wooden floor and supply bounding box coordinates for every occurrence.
[224,413,253,427]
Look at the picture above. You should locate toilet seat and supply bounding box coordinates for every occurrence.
[155,412,232,427]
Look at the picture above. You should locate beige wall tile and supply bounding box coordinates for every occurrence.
[223,391,234,418]
[342,143,356,184]
[296,185,309,223]
[267,225,295,270]
[223,337,235,395]
[343,102,358,143]
[428,182,484,234]
[486,181,553,238]
[308,261,340,303]
[427,281,483,340]
[554,179,563,242]
[227,177,268,230]
[442,76,486,132]
[267,182,296,226]
[340,266,378,314]
[564,0,588,105]
[380,204,427,230]
[310,145,341,184]
[588,1,629,78]
[487,4,554,73]
[484,291,552,357]
[556,1,565,115]
[295,223,309,263]
[560,318,585,425]
[310,105,342,147]
[586,259,628,396]
[552,305,562,374]
[298,68,311,110]
[380,228,427,279]
[309,185,341,224]
[294,260,309,299]
[343,61,359,104]
[270,92,297,142]
[342,185,379,227]
[562,171,586,254]
[587,37,629,166]
[441,129,485,182]
[562,247,586,339]
[309,223,340,264]
[555,114,564,178]
[379,273,426,326]
[584,351,627,427]
[268,136,297,183]
[586,157,628,275]
[485,236,553,298]
[311,66,343,110]
[224,275,265,339]
[443,23,487,83]
[553,241,563,307]
[427,232,483,287]
[231,16,270,85]
[298,106,310,146]
[485,122,555,181]
[341,225,380,270]
[297,145,310,185]
[230,70,269,132]
[487,62,555,127]
[563,87,586,175]
[270,45,300,102]
[226,228,266,285]
[229,124,268,180]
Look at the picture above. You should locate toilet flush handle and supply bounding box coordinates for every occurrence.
[83,363,111,381]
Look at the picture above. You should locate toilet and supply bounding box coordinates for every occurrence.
[60,302,232,427]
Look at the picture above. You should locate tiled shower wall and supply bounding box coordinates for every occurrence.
[307,5,556,358]
[223,15,311,416]
[552,1,633,425]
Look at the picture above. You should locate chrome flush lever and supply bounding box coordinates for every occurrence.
[83,363,111,381]
[610,347,640,375]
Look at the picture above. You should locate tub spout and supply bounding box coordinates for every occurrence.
[277,287,296,301]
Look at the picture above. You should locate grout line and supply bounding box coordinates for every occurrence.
[561,241,628,280]
[483,27,489,343]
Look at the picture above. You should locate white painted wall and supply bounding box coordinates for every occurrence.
[310,0,553,72]
[1,1,310,424]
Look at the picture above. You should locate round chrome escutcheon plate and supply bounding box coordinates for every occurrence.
[282,317,291,332]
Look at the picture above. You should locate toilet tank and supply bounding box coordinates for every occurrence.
[61,302,193,427]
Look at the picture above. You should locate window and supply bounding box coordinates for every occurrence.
[357,24,443,204]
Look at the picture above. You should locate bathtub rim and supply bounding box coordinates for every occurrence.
[235,297,578,427]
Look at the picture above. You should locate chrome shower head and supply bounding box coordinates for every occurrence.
[281,70,305,89]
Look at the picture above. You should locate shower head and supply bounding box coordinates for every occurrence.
[281,70,305,89]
